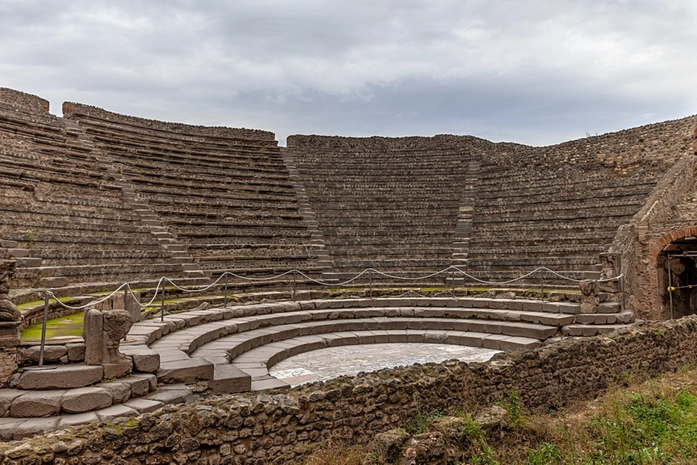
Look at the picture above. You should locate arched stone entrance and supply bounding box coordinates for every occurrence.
[655,230,697,319]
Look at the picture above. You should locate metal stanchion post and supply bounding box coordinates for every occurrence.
[369,270,373,298]
[668,258,674,319]
[451,269,455,298]
[621,275,626,312]
[224,273,228,308]
[160,285,166,322]
[38,292,49,367]
[124,286,128,313]
[540,272,545,302]
[292,271,297,301]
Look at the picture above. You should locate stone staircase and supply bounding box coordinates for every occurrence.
[281,149,335,280]
[61,119,206,280]
[451,159,480,270]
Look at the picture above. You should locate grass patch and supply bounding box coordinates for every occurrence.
[298,367,697,464]
[17,296,77,313]
[20,312,84,342]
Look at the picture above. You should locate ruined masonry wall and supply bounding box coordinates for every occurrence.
[5,317,697,464]
[0,88,49,114]
[62,102,276,143]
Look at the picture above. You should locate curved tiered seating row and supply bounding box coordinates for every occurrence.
[0,96,183,291]
[0,294,636,439]
[287,136,489,279]
[65,104,321,278]
[133,297,634,390]
[466,118,695,281]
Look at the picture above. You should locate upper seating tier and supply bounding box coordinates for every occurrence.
[65,102,320,277]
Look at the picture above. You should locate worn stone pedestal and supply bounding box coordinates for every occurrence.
[84,308,134,379]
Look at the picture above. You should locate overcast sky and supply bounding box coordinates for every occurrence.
[1,0,695,146]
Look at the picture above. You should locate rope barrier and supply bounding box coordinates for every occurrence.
[43,265,624,312]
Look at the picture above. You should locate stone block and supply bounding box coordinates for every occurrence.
[122,374,156,398]
[557,303,581,315]
[66,342,86,362]
[12,417,59,440]
[61,387,113,413]
[208,364,252,394]
[95,404,138,423]
[157,359,214,384]
[57,411,99,430]
[11,390,64,417]
[250,378,290,391]
[146,388,190,404]
[0,389,24,416]
[597,302,621,314]
[123,398,163,414]
[7,249,28,258]
[38,277,68,288]
[0,418,26,441]
[498,337,542,351]
[131,350,160,373]
[22,345,67,364]
[100,381,131,403]
[15,365,103,390]
[103,362,132,379]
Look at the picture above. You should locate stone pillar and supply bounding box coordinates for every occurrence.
[0,260,21,385]
[83,308,133,379]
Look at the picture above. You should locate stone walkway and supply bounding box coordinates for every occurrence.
[269,343,500,386]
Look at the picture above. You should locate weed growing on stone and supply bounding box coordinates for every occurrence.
[300,367,697,464]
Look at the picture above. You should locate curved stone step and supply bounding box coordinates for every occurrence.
[188,318,550,367]
[232,329,541,387]
[10,365,103,390]
[0,373,156,419]
[562,324,633,337]
[0,382,194,440]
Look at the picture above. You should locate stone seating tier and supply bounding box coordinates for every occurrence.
[67,107,277,144]
[464,117,694,281]
[0,294,634,439]
[127,175,297,197]
[85,127,282,154]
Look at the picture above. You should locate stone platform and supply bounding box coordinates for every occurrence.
[0,295,636,439]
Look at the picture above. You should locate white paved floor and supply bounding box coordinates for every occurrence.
[269,343,500,387]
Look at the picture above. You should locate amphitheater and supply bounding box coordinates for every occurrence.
[0,86,696,463]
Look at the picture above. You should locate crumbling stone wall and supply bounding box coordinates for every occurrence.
[0,88,49,114]
[62,102,276,143]
[0,261,20,385]
[5,317,697,464]
[609,120,697,320]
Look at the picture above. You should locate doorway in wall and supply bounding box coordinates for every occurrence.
[659,236,697,319]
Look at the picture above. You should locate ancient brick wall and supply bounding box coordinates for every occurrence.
[5,317,697,464]
[0,88,49,114]
[603,118,697,320]
[62,102,276,143]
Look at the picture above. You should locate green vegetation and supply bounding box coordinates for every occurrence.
[20,312,84,342]
[17,295,77,313]
[300,367,697,464]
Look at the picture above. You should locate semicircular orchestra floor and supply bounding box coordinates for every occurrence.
[268,343,500,387]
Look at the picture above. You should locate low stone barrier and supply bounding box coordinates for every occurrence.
[3,315,697,464]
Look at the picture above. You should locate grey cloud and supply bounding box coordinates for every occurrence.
[0,0,694,146]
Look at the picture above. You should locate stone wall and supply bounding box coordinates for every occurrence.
[0,88,49,114]
[5,317,697,464]
[610,152,696,319]
[62,102,276,143]
[0,260,19,385]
